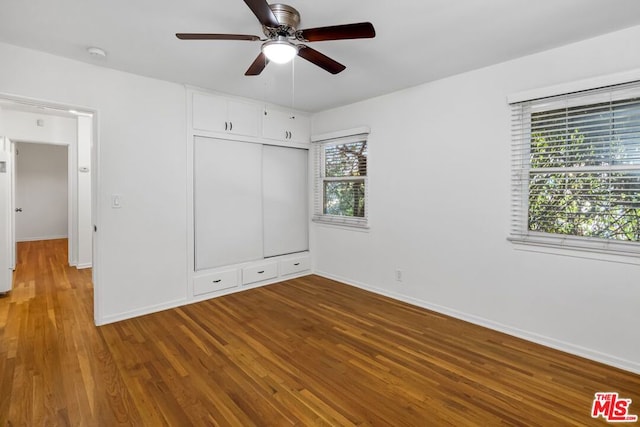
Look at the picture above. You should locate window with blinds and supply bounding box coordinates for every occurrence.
[510,81,640,255]
[313,134,368,228]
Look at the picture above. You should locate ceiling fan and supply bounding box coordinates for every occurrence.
[176,0,375,76]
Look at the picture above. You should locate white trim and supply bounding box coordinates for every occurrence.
[98,271,312,325]
[312,219,370,232]
[97,297,188,326]
[507,68,640,104]
[190,271,311,304]
[311,126,371,143]
[0,91,100,324]
[314,271,640,375]
[509,237,640,265]
[76,263,92,269]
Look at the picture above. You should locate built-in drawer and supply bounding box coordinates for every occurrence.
[242,262,278,285]
[193,269,238,296]
[280,254,310,276]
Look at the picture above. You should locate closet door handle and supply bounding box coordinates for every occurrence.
[224,122,228,131]
[229,122,233,131]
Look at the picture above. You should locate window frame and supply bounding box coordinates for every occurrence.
[312,131,369,229]
[509,80,640,259]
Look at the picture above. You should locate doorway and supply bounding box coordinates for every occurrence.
[14,142,69,246]
[0,95,99,320]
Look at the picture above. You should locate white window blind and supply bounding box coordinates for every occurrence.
[510,80,640,255]
[313,133,369,228]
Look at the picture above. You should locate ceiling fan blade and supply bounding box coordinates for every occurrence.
[243,0,280,28]
[176,33,261,41]
[245,52,269,76]
[298,22,375,42]
[297,46,346,74]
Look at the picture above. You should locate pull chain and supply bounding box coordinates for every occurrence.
[291,57,296,118]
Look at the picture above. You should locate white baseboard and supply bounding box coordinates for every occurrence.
[76,263,92,269]
[314,271,640,375]
[96,271,312,326]
[96,297,188,326]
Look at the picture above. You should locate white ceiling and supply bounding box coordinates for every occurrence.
[2,0,640,112]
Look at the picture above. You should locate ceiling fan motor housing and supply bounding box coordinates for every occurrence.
[265,3,300,36]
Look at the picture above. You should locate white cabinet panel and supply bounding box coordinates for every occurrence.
[262,106,310,142]
[192,93,227,133]
[194,137,263,270]
[193,269,238,296]
[280,254,310,276]
[263,145,309,257]
[192,93,260,137]
[242,261,278,285]
[228,99,260,137]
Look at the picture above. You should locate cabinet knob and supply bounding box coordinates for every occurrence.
[212,279,222,283]
[229,122,233,131]
[224,122,228,131]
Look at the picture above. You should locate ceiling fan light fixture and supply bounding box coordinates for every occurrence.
[262,39,297,64]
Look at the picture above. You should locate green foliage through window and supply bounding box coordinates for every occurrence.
[322,141,367,218]
[528,98,640,241]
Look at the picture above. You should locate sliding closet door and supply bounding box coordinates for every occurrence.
[194,136,263,270]
[263,145,308,257]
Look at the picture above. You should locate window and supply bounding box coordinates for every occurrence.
[313,133,368,228]
[510,81,640,255]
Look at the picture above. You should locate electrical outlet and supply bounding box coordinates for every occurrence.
[395,269,403,282]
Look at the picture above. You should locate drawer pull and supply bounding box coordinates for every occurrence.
[212,279,222,283]
[257,270,265,274]
[293,263,300,266]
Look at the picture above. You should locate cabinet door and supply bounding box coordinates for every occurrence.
[192,93,227,133]
[262,107,290,141]
[262,107,310,142]
[194,137,263,270]
[262,145,309,257]
[288,114,310,142]
[228,100,260,137]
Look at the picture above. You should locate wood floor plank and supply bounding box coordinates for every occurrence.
[1,239,639,426]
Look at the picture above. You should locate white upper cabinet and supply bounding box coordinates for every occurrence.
[262,106,310,143]
[192,92,260,137]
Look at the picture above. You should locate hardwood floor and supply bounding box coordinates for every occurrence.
[1,239,639,426]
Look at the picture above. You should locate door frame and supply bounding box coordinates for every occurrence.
[0,93,101,323]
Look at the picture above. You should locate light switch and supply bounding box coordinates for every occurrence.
[111,194,122,209]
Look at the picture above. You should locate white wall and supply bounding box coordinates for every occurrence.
[311,25,640,373]
[1,110,76,144]
[15,142,68,241]
[0,41,188,324]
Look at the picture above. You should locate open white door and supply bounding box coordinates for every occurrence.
[9,140,16,270]
[0,136,14,293]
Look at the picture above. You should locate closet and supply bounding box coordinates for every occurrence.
[194,137,308,270]
[189,89,310,299]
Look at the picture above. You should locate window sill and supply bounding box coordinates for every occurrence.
[312,218,370,233]
[508,236,640,265]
